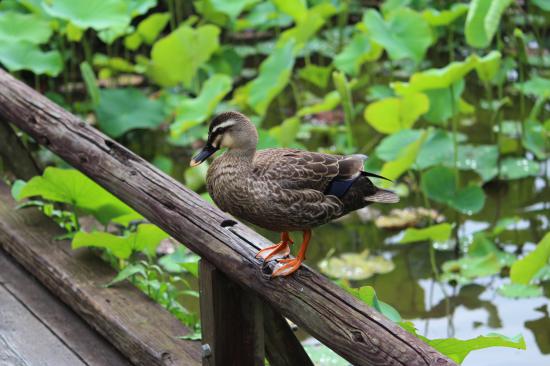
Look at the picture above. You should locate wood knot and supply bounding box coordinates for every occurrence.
[78,153,89,164]
[350,330,365,343]
[221,219,237,227]
[37,135,50,146]
[164,201,176,210]
[160,352,173,363]
[28,115,39,124]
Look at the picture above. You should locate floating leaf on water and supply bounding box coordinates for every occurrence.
[499,157,540,180]
[374,207,444,229]
[522,120,548,159]
[514,76,550,98]
[96,88,165,138]
[498,283,544,298]
[318,250,395,281]
[361,8,433,64]
[465,0,513,48]
[303,341,349,366]
[454,144,499,182]
[429,333,526,363]
[400,223,453,244]
[442,253,502,284]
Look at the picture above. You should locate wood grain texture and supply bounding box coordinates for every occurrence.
[199,259,265,366]
[0,249,130,366]
[0,184,201,366]
[0,119,41,180]
[0,69,456,366]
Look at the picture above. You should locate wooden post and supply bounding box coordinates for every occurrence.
[0,120,41,179]
[199,259,265,366]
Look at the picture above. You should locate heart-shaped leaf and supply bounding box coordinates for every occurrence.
[400,223,453,243]
[0,40,62,75]
[334,32,381,76]
[42,0,131,31]
[365,93,429,134]
[499,157,540,180]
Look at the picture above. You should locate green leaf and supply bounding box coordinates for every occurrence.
[379,131,428,182]
[184,162,208,191]
[42,0,131,31]
[522,120,547,159]
[376,129,423,162]
[455,144,499,182]
[353,286,402,322]
[80,62,100,107]
[159,246,200,275]
[136,12,170,44]
[0,40,62,75]
[96,88,165,138]
[207,0,258,19]
[498,283,544,298]
[416,130,454,169]
[171,74,232,137]
[442,253,502,280]
[0,11,52,44]
[298,64,332,89]
[422,80,464,124]
[499,157,540,180]
[272,0,307,22]
[105,264,146,287]
[297,91,340,117]
[20,167,134,224]
[304,343,348,366]
[429,334,526,363]
[465,0,514,48]
[364,93,429,134]
[334,32,381,76]
[361,8,432,63]
[532,0,550,11]
[149,24,220,87]
[514,76,550,98]
[269,117,301,148]
[246,40,295,116]
[421,4,468,26]
[400,223,453,244]
[510,232,550,285]
[421,166,486,214]
[474,50,502,82]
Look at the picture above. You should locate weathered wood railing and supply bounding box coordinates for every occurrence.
[0,69,455,366]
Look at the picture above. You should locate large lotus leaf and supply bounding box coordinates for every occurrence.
[400,223,452,244]
[235,2,292,32]
[0,11,52,44]
[277,3,336,50]
[171,74,232,137]
[421,3,468,26]
[207,0,258,19]
[149,24,220,87]
[375,129,423,161]
[379,131,427,183]
[510,232,550,285]
[421,166,485,214]
[96,88,165,138]
[429,334,526,364]
[499,157,540,180]
[269,117,302,148]
[522,120,547,159]
[334,32,382,76]
[361,8,432,63]
[443,253,501,281]
[465,0,514,48]
[514,76,550,98]
[474,50,502,82]
[298,64,332,89]
[364,93,429,134]
[455,144,499,182]
[128,0,157,16]
[42,0,131,30]
[0,40,62,75]
[423,79,464,124]
[137,12,170,44]
[392,56,476,94]
[19,167,135,224]
[297,91,340,117]
[246,40,295,116]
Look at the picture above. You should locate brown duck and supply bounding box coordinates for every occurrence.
[191,111,398,277]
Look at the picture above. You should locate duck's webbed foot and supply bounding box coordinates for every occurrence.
[271,229,311,277]
[255,232,293,262]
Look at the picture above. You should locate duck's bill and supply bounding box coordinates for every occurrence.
[190,145,218,167]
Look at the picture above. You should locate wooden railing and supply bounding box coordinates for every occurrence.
[0,69,456,366]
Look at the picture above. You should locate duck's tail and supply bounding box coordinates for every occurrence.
[364,188,400,203]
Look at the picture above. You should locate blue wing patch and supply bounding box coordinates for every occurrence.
[324,177,358,198]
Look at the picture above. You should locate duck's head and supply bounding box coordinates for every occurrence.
[190,111,258,167]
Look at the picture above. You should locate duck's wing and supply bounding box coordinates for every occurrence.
[253,149,367,193]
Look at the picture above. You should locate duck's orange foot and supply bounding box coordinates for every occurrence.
[271,257,304,277]
[255,232,293,262]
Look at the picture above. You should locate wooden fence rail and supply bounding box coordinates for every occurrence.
[0,69,455,366]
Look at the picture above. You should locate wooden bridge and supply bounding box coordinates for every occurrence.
[0,69,456,366]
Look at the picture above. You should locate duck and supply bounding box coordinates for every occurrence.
[190,111,399,277]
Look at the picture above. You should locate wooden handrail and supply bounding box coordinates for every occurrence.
[0,69,456,366]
